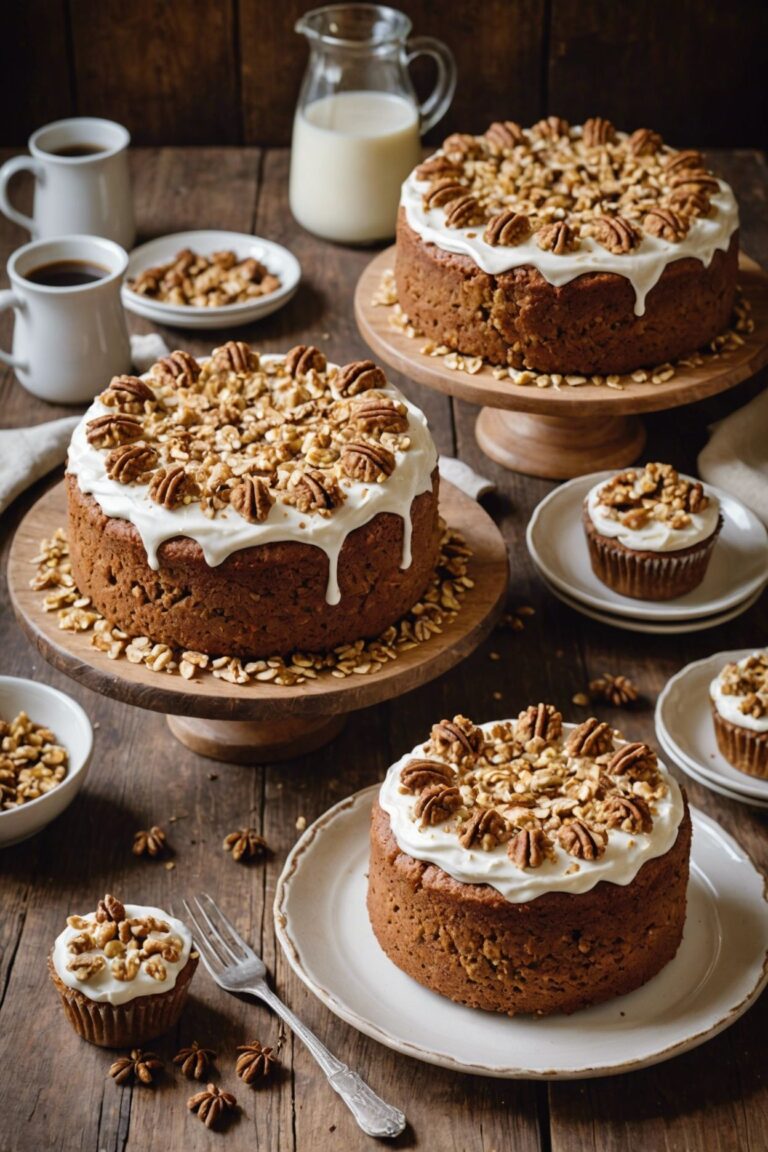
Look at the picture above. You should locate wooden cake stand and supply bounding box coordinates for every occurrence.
[9,480,508,764]
[355,249,768,479]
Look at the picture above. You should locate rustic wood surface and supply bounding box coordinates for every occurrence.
[2,1,767,149]
[0,146,766,1152]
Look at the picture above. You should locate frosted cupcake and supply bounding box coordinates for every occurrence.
[49,893,198,1047]
[709,651,768,778]
[583,463,721,600]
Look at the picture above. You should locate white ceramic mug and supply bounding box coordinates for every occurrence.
[0,118,135,249]
[0,235,132,404]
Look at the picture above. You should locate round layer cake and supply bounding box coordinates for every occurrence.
[396,117,739,374]
[66,342,440,658]
[368,707,690,1016]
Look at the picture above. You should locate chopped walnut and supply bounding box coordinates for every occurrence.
[129,248,280,307]
[0,710,69,810]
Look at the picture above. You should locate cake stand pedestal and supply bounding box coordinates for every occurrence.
[9,480,508,764]
[354,249,768,479]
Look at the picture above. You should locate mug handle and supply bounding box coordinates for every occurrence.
[0,156,43,234]
[0,291,26,369]
[406,37,457,136]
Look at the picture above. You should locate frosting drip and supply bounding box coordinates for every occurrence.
[67,355,438,605]
[586,476,720,553]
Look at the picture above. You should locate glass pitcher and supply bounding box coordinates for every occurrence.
[289,4,456,244]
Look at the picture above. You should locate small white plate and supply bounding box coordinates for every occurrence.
[537,568,764,634]
[274,786,768,1079]
[526,472,768,621]
[122,230,301,330]
[656,725,768,810]
[656,651,768,802]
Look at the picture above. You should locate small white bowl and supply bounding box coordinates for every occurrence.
[0,677,93,848]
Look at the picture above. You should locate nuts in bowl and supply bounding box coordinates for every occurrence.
[129,248,282,309]
[0,677,93,847]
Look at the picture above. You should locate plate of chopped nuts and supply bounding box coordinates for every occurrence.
[0,676,93,847]
[122,230,301,329]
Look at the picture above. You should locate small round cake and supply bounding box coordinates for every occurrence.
[583,463,722,600]
[396,117,739,374]
[66,343,440,658]
[368,707,690,1016]
[48,893,198,1046]
[710,651,768,778]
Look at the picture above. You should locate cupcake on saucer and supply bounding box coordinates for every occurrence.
[49,893,198,1047]
[583,463,721,600]
[710,651,768,778]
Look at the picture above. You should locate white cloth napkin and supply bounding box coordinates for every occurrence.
[0,331,495,514]
[698,389,768,526]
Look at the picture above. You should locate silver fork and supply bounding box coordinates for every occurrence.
[183,894,406,1140]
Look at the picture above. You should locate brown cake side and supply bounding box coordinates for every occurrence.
[367,797,691,1017]
[66,471,440,659]
[396,211,738,375]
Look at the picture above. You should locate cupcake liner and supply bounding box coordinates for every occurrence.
[583,509,722,601]
[48,952,198,1048]
[711,706,768,779]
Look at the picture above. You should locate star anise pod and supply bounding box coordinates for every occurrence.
[235,1040,280,1085]
[187,1083,238,1129]
[173,1041,218,1080]
[109,1049,163,1086]
[222,828,270,863]
[589,673,639,707]
[132,824,168,857]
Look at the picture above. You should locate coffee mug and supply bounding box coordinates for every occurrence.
[0,235,132,404]
[0,118,135,249]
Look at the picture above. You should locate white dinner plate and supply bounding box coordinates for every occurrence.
[274,786,768,1079]
[526,472,768,621]
[656,650,768,803]
[656,725,768,810]
[122,229,301,329]
[537,568,764,634]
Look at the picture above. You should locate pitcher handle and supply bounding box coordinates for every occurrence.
[0,156,43,235]
[0,290,26,369]
[406,37,457,136]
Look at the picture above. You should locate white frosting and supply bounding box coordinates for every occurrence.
[378,721,685,903]
[67,355,438,605]
[51,904,193,1005]
[586,475,720,552]
[401,133,739,317]
[710,652,768,733]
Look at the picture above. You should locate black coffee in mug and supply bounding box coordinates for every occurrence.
[24,260,110,287]
[47,143,107,157]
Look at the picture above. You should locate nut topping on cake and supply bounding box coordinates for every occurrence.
[86,413,143,448]
[284,344,327,377]
[444,195,485,229]
[484,120,525,153]
[442,133,483,160]
[415,154,462,182]
[290,470,344,514]
[565,718,614,757]
[627,128,663,156]
[666,188,712,217]
[558,819,607,860]
[515,703,563,743]
[423,178,467,210]
[230,476,274,523]
[717,653,768,718]
[668,171,721,196]
[533,116,570,139]
[458,808,511,850]
[211,340,259,374]
[400,759,455,793]
[152,350,201,389]
[604,795,653,833]
[101,375,157,410]
[582,117,616,148]
[149,465,198,509]
[592,214,640,254]
[414,783,462,827]
[340,441,396,482]
[595,463,710,529]
[351,398,409,434]
[96,894,126,923]
[664,149,705,174]
[508,827,551,869]
[484,210,531,247]
[537,221,578,254]
[606,742,657,776]
[334,359,387,396]
[429,716,485,764]
[643,206,690,242]
[105,443,159,484]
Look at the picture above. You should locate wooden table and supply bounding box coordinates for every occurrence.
[0,147,766,1152]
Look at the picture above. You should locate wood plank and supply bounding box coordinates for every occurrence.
[68,1,241,145]
[0,2,74,146]
[548,0,768,148]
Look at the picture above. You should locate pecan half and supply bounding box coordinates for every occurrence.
[533,116,570,139]
[516,703,563,743]
[582,117,615,148]
[293,470,344,513]
[592,214,640,254]
[484,210,531,247]
[334,359,386,396]
[430,716,485,764]
[558,819,607,860]
[105,443,159,484]
[628,128,663,156]
[284,344,327,377]
[415,155,463,182]
[230,476,274,523]
[537,221,578,254]
[351,398,408,434]
[604,794,653,833]
[148,465,196,509]
[423,177,467,210]
[414,783,462,827]
[441,132,482,160]
[211,340,259,374]
[152,349,201,389]
[669,170,721,196]
[508,827,550,869]
[399,759,455,793]
[565,718,614,757]
[484,120,525,153]
[458,808,511,850]
[666,188,712,217]
[86,413,143,448]
[340,441,395,482]
[102,375,156,410]
[606,741,657,776]
[444,195,484,228]
[643,206,689,242]
[664,149,705,174]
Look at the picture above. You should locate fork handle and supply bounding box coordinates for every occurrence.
[253,984,406,1138]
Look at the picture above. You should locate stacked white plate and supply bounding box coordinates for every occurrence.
[122,229,301,330]
[655,649,768,808]
[526,472,768,634]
